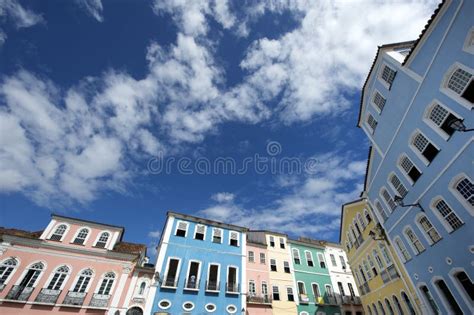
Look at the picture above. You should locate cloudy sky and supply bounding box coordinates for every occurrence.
[0,0,439,255]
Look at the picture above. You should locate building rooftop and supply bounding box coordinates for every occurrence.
[168,211,249,232]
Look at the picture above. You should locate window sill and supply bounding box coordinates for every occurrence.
[225,291,239,295]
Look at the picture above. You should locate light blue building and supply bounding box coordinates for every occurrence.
[358,0,473,314]
[145,212,247,315]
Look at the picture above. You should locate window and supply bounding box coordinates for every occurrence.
[49,224,67,241]
[163,258,180,287]
[73,228,89,245]
[364,209,372,224]
[138,281,146,295]
[229,231,239,247]
[270,259,277,272]
[372,91,386,112]
[385,298,394,315]
[283,261,290,273]
[420,286,439,314]
[297,281,306,296]
[287,286,295,301]
[417,215,442,244]
[158,299,171,310]
[454,271,474,301]
[226,304,237,314]
[378,301,386,315]
[212,228,222,243]
[366,114,378,133]
[47,265,69,290]
[373,249,384,270]
[348,283,355,297]
[435,279,463,314]
[279,237,285,249]
[312,283,320,298]
[317,253,326,268]
[379,244,393,266]
[206,264,219,291]
[269,236,275,247]
[399,155,421,183]
[381,188,396,212]
[95,232,109,248]
[446,67,474,103]
[226,266,238,293]
[380,64,396,86]
[175,221,188,237]
[73,269,93,293]
[260,252,266,264]
[426,103,458,137]
[338,282,345,296]
[392,296,404,315]
[433,199,463,232]
[394,237,411,262]
[272,286,280,300]
[248,251,255,263]
[98,272,115,295]
[363,260,372,279]
[464,28,474,54]
[262,282,268,298]
[371,304,379,315]
[248,280,256,296]
[368,255,378,276]
[0,258,18,286]
[405,227,425,255]
[205,303,216,312]
[375,200,389,221]
[182,301,195,311]
[17,263,43,297]
[194,224,206,240]
[293,249,301,265]
[339,256,346,269]
[185,261,200,290]
[358,212,366,230]
[389,174,408,198]
[454,176,474,207]
[411,132,439,163]
[325,284,334,297]
[330,254,337,267]
[305,251,314,267]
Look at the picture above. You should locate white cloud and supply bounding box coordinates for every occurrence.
[0,0,44,28]
[76,0,104,22]
[211,192,235,203]
[148,230,161,238]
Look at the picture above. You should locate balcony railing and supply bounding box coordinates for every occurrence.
[388,265,399,279]
[35,288,61,304]
[247,294,272,304]
[184,277,200,290]
[5,285,34,302]
[89,293,111,308]
[298,294,310,303]
[353,296,362,305]
[205,280,219,292]
[358,282,370,295]
[342,295,351,304]
[62,291,86,306]
[325,296,338,305]
[161,275,179,288]
[226,282,239,294]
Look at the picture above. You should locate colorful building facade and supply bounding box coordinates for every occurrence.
[358,0,473,313]
[341,199,421,315]
[0,214,153,315]
[146,212,247,315]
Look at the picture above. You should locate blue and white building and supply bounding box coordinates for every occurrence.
[358,0,473,314]
[145,212,247,314]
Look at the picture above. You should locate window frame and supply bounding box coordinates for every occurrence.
[409,129,440,166]
[429,196,464,233]
[70,268,94,293]
[44,265,71,291]
[184,260,201,291]
[193,224,207,241]
[317,253,326,269]
[448,267,474,309]
[248,251,255,263]
[71,227,91,245]
[366,113,378,134]
[259,252,266,264]
[423,100,462,140]
[206,263,220,292]
[393,236,411,263]
[226,265,239,294]
[441,62,474,109]
[449,173,474,215]
[229,231,239,247]
[397,154,422,185]
[270,259,277,272]
[292,248,301,265]
[378,62,397,89]
[283,261,291,273]
[212,227,223,244]
[175,221,189,238]
[95,271,116,296]
[305,250,314,267]
[272,285,280,300]
[94,231,111,249]
[48,223,70,242]
[403,226,425,255]
[388,172,409,199]
[415,213,442,245]
[371,89,386,114]
[162,257,182,288]
[0,257,19,287]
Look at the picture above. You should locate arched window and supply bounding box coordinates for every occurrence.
[394,237,411,263]
[372,303,379,315]
[375,200,388,222]
[404,227,425,255]
[389,173,408,198]
[138,281,147,295]
[432,199,463,232]
[73,269,93,293]
[381,188,396,212]
[372,91,386,112]
[366,114,378,133]
[373,249,384,270]
[454,176,474,207]
[434,278,463,314]
[47,265,69,290]
[392,295,404,315]
[453,270,474,301]
[358,212,366,229]
[398,155,421,183]
[425,103,459,137]
[50,224,67,241]
[385,298,394,315]
[410,132,439,163]
[378,300,386,315]
[73,228,89,245]
[126,306,143,315]
[401,291,416,315]
[97,272,115,295]
[417,215,442,244]
[446,67,473,103]
[20,262,44,287]
[95,232,110,248]
[420,285,439,314]
[0,258,18,286]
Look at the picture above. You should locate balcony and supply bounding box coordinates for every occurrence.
[339,294,362,305]
[161,275,179,289]
[353,235,364,249]
[205,280,220,292]
[62,291,86,306]
[388,265,399,279]
[325,296,338,305]
[226,282,239,294]
[299,294,310,304]
[247,294,272,304]
[358,282,370,295]
[88,293,111,308]
[184,277,200,290]
[353,296,362,305]
[5,285,35,302]
[35,288,61,304]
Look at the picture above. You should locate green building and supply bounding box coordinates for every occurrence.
[289,238,341,315]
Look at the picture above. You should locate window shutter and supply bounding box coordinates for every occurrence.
[213,228,222,237]
[196,224,205,233]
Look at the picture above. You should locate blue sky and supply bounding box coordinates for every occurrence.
[0,0,438,256]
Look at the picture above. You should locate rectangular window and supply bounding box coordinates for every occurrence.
[390,174,408,198]
[194,224,206,240]
[395,238,411,262]
[270,259,277,272]
[293,249,301,265]
[434,199,464,231]
[325,285,334,297]
[348,283,355,297]
[339,256,346,269]
[381,65,396,86]
[260,252,266,264]
[206,264,219,291]
[283,261,290,273]
[279,237,285,249]
[248,251,255,262]
[400,155,422,183]
[412,133,439,162]
[366,114,378,133]
[287,287,294,301]
[428,104,457,136]
[164,258,180,287]
[305,251,314,267]
[338,282,345,296]
[229,231,239,247]
[372,91,386,112]
[175,221,188,237]
[262,282,268,298]
[272,286,280,300]
[185,261,200,290]
[212,228,222,243]
[405,228,425,255]
[312,283,320,298]
[330,254,337,267]
[227,267,238,293]
[269,236,275,247]
[248,280,256,296]
[317,253,326,268]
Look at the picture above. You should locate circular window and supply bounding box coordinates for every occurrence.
[414,273,419,280]
[205,303,216,313]
[446,257,453,265]
[158,299,171,310]
[183,301,195,311]
[226,304,237,314]
[469,245,474,254]
[428,266,433,273]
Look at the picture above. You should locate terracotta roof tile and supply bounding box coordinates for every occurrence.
[112,241,147,255]
[0,227,42,240]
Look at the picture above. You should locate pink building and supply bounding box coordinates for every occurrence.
[246,231,272,315]
[0,214,154,315]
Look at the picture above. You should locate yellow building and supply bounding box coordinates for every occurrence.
[340,199,422,315]
[264,231,297,315]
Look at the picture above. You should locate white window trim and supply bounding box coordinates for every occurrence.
[42,264,72,290]
[175,220,189,237]
[429,195,464,233]
[279,237,286,248]
[448,267,474,311]
[70,226,92,245]
[365,112,378,134]
[370,89,386,114]
[68,267,94,292]
[403,226,424,256]
[408,129,440,166]
[317,253,326,267]
[463,26,474,54]
[397,153,422,186]
[248,251,255,263]
[47,223,71,242]
[269,235,275,247]
[182,301,195,311]
[205,303,217,313]
[449,173,474,215]
[363,209,371,225]
[300,312,309,315]
[414,213,442,246]
[305,250,314,266]
[423,99,462,140]
[393,236,411,263]
[379,187,395,214]
[206,263,220,292]
[93,230,112,249]
[162,257,181,288]
[259,252,266,264]
[14,261,46,288]
[311,282,321,298]
[270,259,277,271]
[226,265,239,294]
[324,284,333,296]
[228,230,240,247]
[297,281,306,295]
[387,172,409,199]
[292,248,301,263]
[134,278,150,297]
[440,62,474,110]
[226,304,237,314]
[211,227,223,243]
[193,224,207,241]
[431,276,458,315]
[184,259,201,291]
[158,299,172,310]
[94,271,117,295]
[378,62,396,90]
[248,280,256,295]
[0,257,20,287]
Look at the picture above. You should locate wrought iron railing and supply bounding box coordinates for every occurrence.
[89,293,110,308]
[62,291,86,306]
[184,277,200,290]
[161,275,179,288]
[5,285,34,302]
[247,294,272,304]
[205,280,219,292]
[325,295,338,305]
[35,288,61,304]
[353,296,362,305]
[226,282,239,293]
